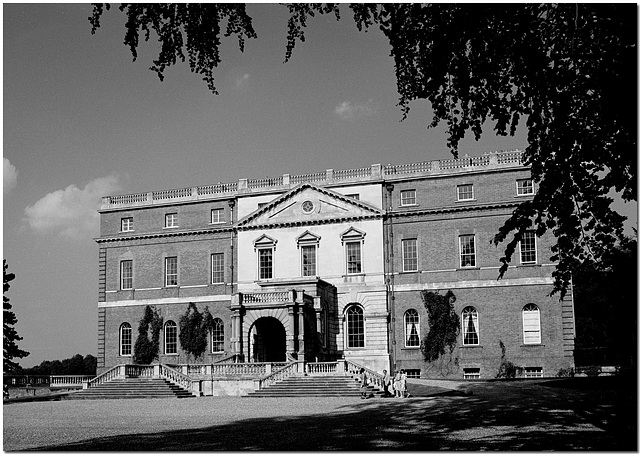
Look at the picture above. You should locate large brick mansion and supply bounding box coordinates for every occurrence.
[96,149,575,380]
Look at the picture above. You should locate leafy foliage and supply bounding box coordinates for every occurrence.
[572,234,637,371]
[3,260,29,372]
[16,354,97,376]
[133,305,163,364]
[90,4,257,94]
[178,303,214,362]
[420,290,460,363]
[89,4,636,296]
[496,339,522,379]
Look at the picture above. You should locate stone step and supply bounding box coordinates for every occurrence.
[65,378,195,400]
[247,375,380,398]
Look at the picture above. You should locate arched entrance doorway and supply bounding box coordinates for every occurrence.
[248,317,286,362]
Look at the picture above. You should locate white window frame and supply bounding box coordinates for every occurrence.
[523,304,541,344]
[164,321,178,355]
[165,256,178,287]
[516,178,535,196]
[257,247,274,280]
[462,306,479,345]
[121,217,134,232]
[402,238,418,272]
[404,309,420,347]
[345,304,365,349]
[165,213,178,228]
[119,323,132,356]
[345,241,362,275]
[400,189,417,206]
[120,260,133,290]
[211,253,224,284]
[211,208,224,224]
[519,231,537,264]
[463,368,481,380]
[300,244,317,277]
[524,367,544,378]
[210,318,224,353]
[459,234,476,268]
[457,184,475,201]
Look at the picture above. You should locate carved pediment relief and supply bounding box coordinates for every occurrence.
[237,184,382,229]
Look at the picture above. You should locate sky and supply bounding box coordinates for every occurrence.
[2,4,636,368]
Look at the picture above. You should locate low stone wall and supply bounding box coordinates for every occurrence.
[200,378,257,396]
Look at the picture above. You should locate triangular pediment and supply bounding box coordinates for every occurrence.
[253,234,277,249]
[237,184,382,228]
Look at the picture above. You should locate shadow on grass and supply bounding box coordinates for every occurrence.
[28,379,636,451]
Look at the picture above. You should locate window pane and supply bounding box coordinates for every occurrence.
[121,260,133,290]
[402,239,418,271]
[165,213,177,228]
[301,245,316,276]
[120,323,132,356]
[523,304,541,344]
[211,253,224,283]
[258,249,273,279]
[165,321,177,354]
[457,184,474,200]
[517,179,534,195]
[211,318,224,353]
[346,306,364,348]
[405,309,420,347]
[460,235,476,267]
[121,218,133,232]
[211,209,224,223]
[520,231,537,263]
[165,257,177,286]
[400,189,416,206]
[462,307,479,345]
[346,242,362,274]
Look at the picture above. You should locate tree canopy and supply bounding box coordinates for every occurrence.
[4,260,29,372]
[90,4,636,296]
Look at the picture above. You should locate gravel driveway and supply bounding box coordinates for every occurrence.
[3,377,636,451]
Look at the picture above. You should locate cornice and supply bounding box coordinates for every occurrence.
[95,226,234,244]
[388,201,522,218]
[236,213,384,232]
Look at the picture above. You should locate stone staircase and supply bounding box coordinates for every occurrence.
[64,377,196,400]
[246,374,380,398]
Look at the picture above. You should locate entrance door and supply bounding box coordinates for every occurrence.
[249,317,286,362]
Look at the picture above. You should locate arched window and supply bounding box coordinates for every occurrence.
[164,320,178,354]
[462,307,479,345]
[522,304,541,344]
[211,318,224,353]
[404,309,420,347]
[120,323,132,356]
[345,305,365,348]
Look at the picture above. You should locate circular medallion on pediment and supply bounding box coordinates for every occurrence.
[301,200,314,214]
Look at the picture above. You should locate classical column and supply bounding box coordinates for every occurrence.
[287,307,296,356]
[298,308,305,360]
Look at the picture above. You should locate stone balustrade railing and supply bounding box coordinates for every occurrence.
[50,375,95,388]
[101,150,524,209]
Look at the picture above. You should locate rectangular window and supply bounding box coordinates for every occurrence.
[165,213,178,228]
[258,249,273,280]
[520,231,537,264]
[301,245,317,277]
[402,239,418,272]
[400,189,416,206]
[405,369,421,379]
[524,367,543,378]
[516,178,534,196]
[346,242,362,274]
[459,235,476,268]
[120,260,133,290]
[463,368,481,380]
[165,257,178,287]
[211,208,224,223]
[457,184,474,201]
[121,217,134,232]
[211,253,224,284]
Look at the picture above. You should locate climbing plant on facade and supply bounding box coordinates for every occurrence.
[179,303,214,362]
[421,290,460,363]
[133,305,163,364]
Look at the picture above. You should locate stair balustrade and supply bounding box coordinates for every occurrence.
[344,360,385,391]
[50,375,95,389]
[257,361,304,390]
[159,364,198,396]
[85,364,122,389]
[306,362,338,376]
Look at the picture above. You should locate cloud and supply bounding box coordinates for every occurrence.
[4,158,18,195]
[236,73,250,87]
[24,175,121,238]
[334,99,376,120]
